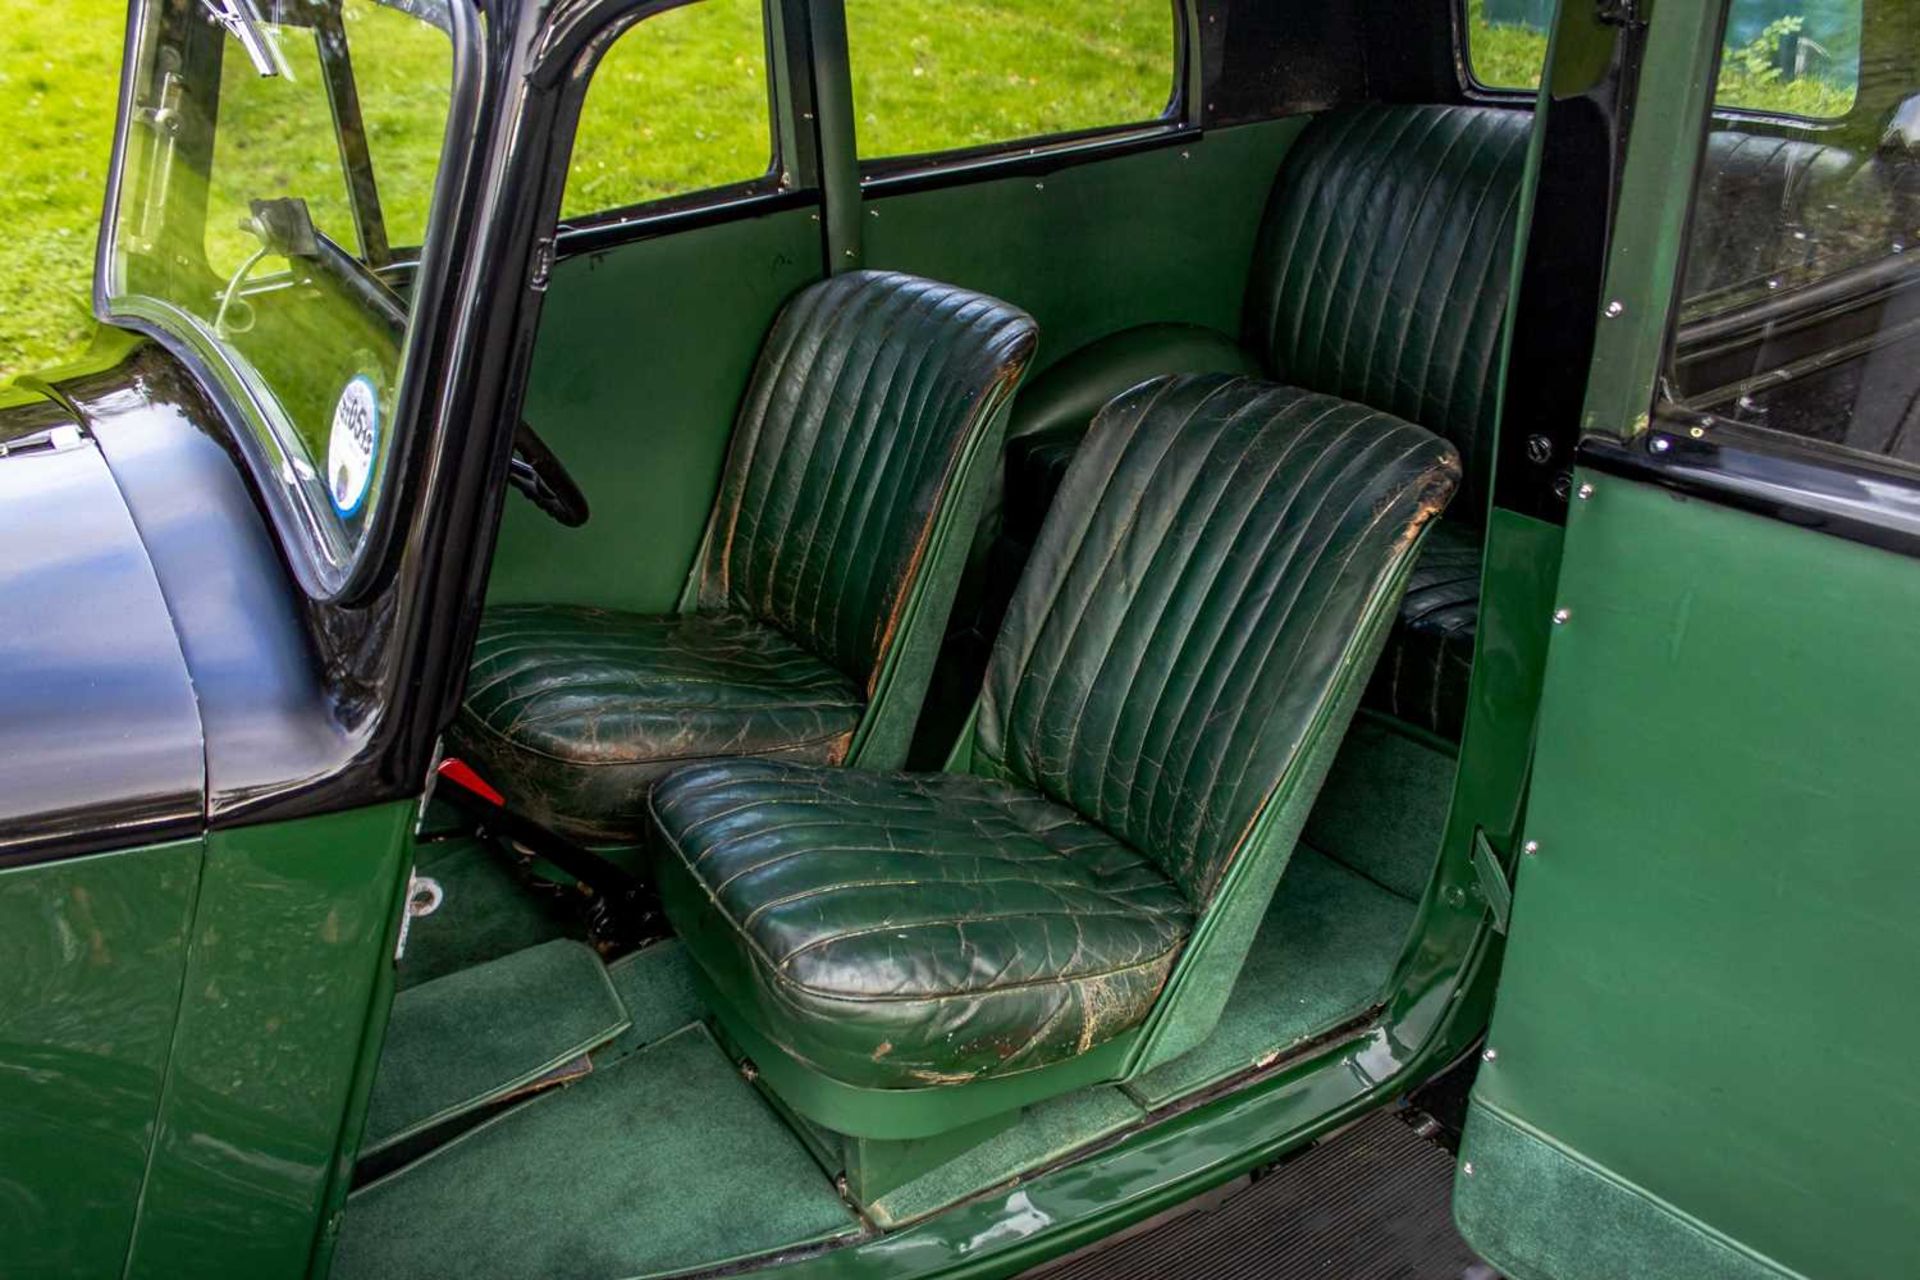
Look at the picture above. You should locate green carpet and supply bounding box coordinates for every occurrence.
[1301,715,1458,900]
[363,939,629,1155]
[1124,847,1420,1109]
[863,1085,1143,1228]
[334,1024,859,1280]
[401,837,584,989]
[595,939,706,1063]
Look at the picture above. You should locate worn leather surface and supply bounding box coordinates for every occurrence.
[450,608,864,841]
[652,761,1191,1089]
[1245,103,1530,525]
[692,270,1037,687]
[978,374,1460,906]
[656,372,1458,1089]
[1360,519,1482,741]
[456,272,1035,839]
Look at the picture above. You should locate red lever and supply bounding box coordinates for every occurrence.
[436,757,505,807]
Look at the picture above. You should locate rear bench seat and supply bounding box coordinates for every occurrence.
[997,104,1533,742]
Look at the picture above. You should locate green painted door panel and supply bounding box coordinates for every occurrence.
[486,207,825,614]
[863,119,1307,376]
[0,840,201,1280]
[121,803,414,1278]
[1457,473,1920,1280]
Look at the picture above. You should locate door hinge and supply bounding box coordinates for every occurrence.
[1470,828,1514,934]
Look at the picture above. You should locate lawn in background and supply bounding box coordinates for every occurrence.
[0,0,1867,385]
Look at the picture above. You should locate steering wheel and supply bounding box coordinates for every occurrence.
[239,198,591,528]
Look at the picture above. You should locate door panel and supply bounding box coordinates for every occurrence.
[486,206,824,612]
[0,841,200,1280]
[1456,473,1920,1280]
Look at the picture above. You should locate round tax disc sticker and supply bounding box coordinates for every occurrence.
[327,375,380,517]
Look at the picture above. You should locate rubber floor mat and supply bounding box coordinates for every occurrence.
[1028,1109,1494,1280]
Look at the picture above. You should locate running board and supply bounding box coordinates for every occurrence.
[1027,1108,1493,1279]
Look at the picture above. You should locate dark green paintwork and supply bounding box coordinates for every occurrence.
[486,207,825,614]
[0,840,200,1280]
[1459,473,1920,1280]
[121,803,414,1279]
[864,119,1306,377]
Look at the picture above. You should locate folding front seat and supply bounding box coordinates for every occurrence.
[451,271,1037,842]
[650,372,1460,1147]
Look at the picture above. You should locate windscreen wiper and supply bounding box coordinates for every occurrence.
[200,0,286,77]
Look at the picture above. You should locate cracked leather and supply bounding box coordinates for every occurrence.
[654,373,1459,1089]
[452,272,1036,840]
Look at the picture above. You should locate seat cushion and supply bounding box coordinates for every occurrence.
[650,760,1193,1089]
[1361,519,1482,741]
[450,607,865,842]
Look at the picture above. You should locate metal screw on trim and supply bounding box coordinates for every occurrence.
[1552,607,1571,625]
[1483,1048,1498,1062]
[1650,436,1672,454]
[1576,482,1595,500]
[1526,434,1553,464]
[1523,840,1540,857]
[1604,299,1625,317]
[1551,472,1572,502]
[1463,1161,1475,1176]
[1035,182,1045,191]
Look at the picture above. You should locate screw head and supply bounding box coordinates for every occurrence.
[1604,299,1625,318]
[1523,839,1540,856]
[1650,436,1672,454]
[1576,481,1595,500]
[1552,607,1572,625]
[1483,1048,1498,1062]
[1526,434,1553,464]
[1463,1161,1475,1176]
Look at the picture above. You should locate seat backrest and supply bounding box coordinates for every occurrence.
[1244,104,1531,525]
[976,373,1458,903]
[693,270,1037,725]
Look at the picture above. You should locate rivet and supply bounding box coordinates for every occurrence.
[1650,436,1672,454]
[1523,839,1540,856]
[1576,482,1595,500]
[1463,1161,1475,1176]
[868,209,879,218]
[1552,607,1571,625]
[843,249,856,258]
[1604,299,1624,318]
[1035,181,1045,191]
[1180,149,1191,160]
[1483,1048,1498,1062]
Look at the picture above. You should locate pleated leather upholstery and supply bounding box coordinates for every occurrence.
[655,372,1459,1089]
[452,608,864,842]
[1360,519,1482,741]
[1244,103,1531,525]
[652,761,1192,1089]
[977,374,1461,906]
[455,272,1035,840]
[694,270,1038,688]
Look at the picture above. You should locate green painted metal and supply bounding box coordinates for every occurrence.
[485,207,824,613]
[1460,472,1920,1280]
[0,840,201,1280]
[806,0,863,270]
[119,802,414,1279]
[863,118,1307,377]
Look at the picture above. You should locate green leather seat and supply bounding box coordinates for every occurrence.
[988,103,1532,742]
[653,372,1460,1131]
[451,272,1037,842]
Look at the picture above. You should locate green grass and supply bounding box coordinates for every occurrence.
[0,0,1866,384]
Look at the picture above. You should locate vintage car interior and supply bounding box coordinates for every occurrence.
[324,1,1918,1275]
[26,0,1907,1274]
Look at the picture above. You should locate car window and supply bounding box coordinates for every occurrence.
[1667,0,1919,469]
[1464,0,1862,119]
[561,0,775,221]
[844,0,1177,162]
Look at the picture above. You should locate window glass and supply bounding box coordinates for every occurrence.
[562,0,774,221]
[844,0,1176,161]
[1464,0,1863,117]
[1668,3,1919,468]
[108,0,462,589]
